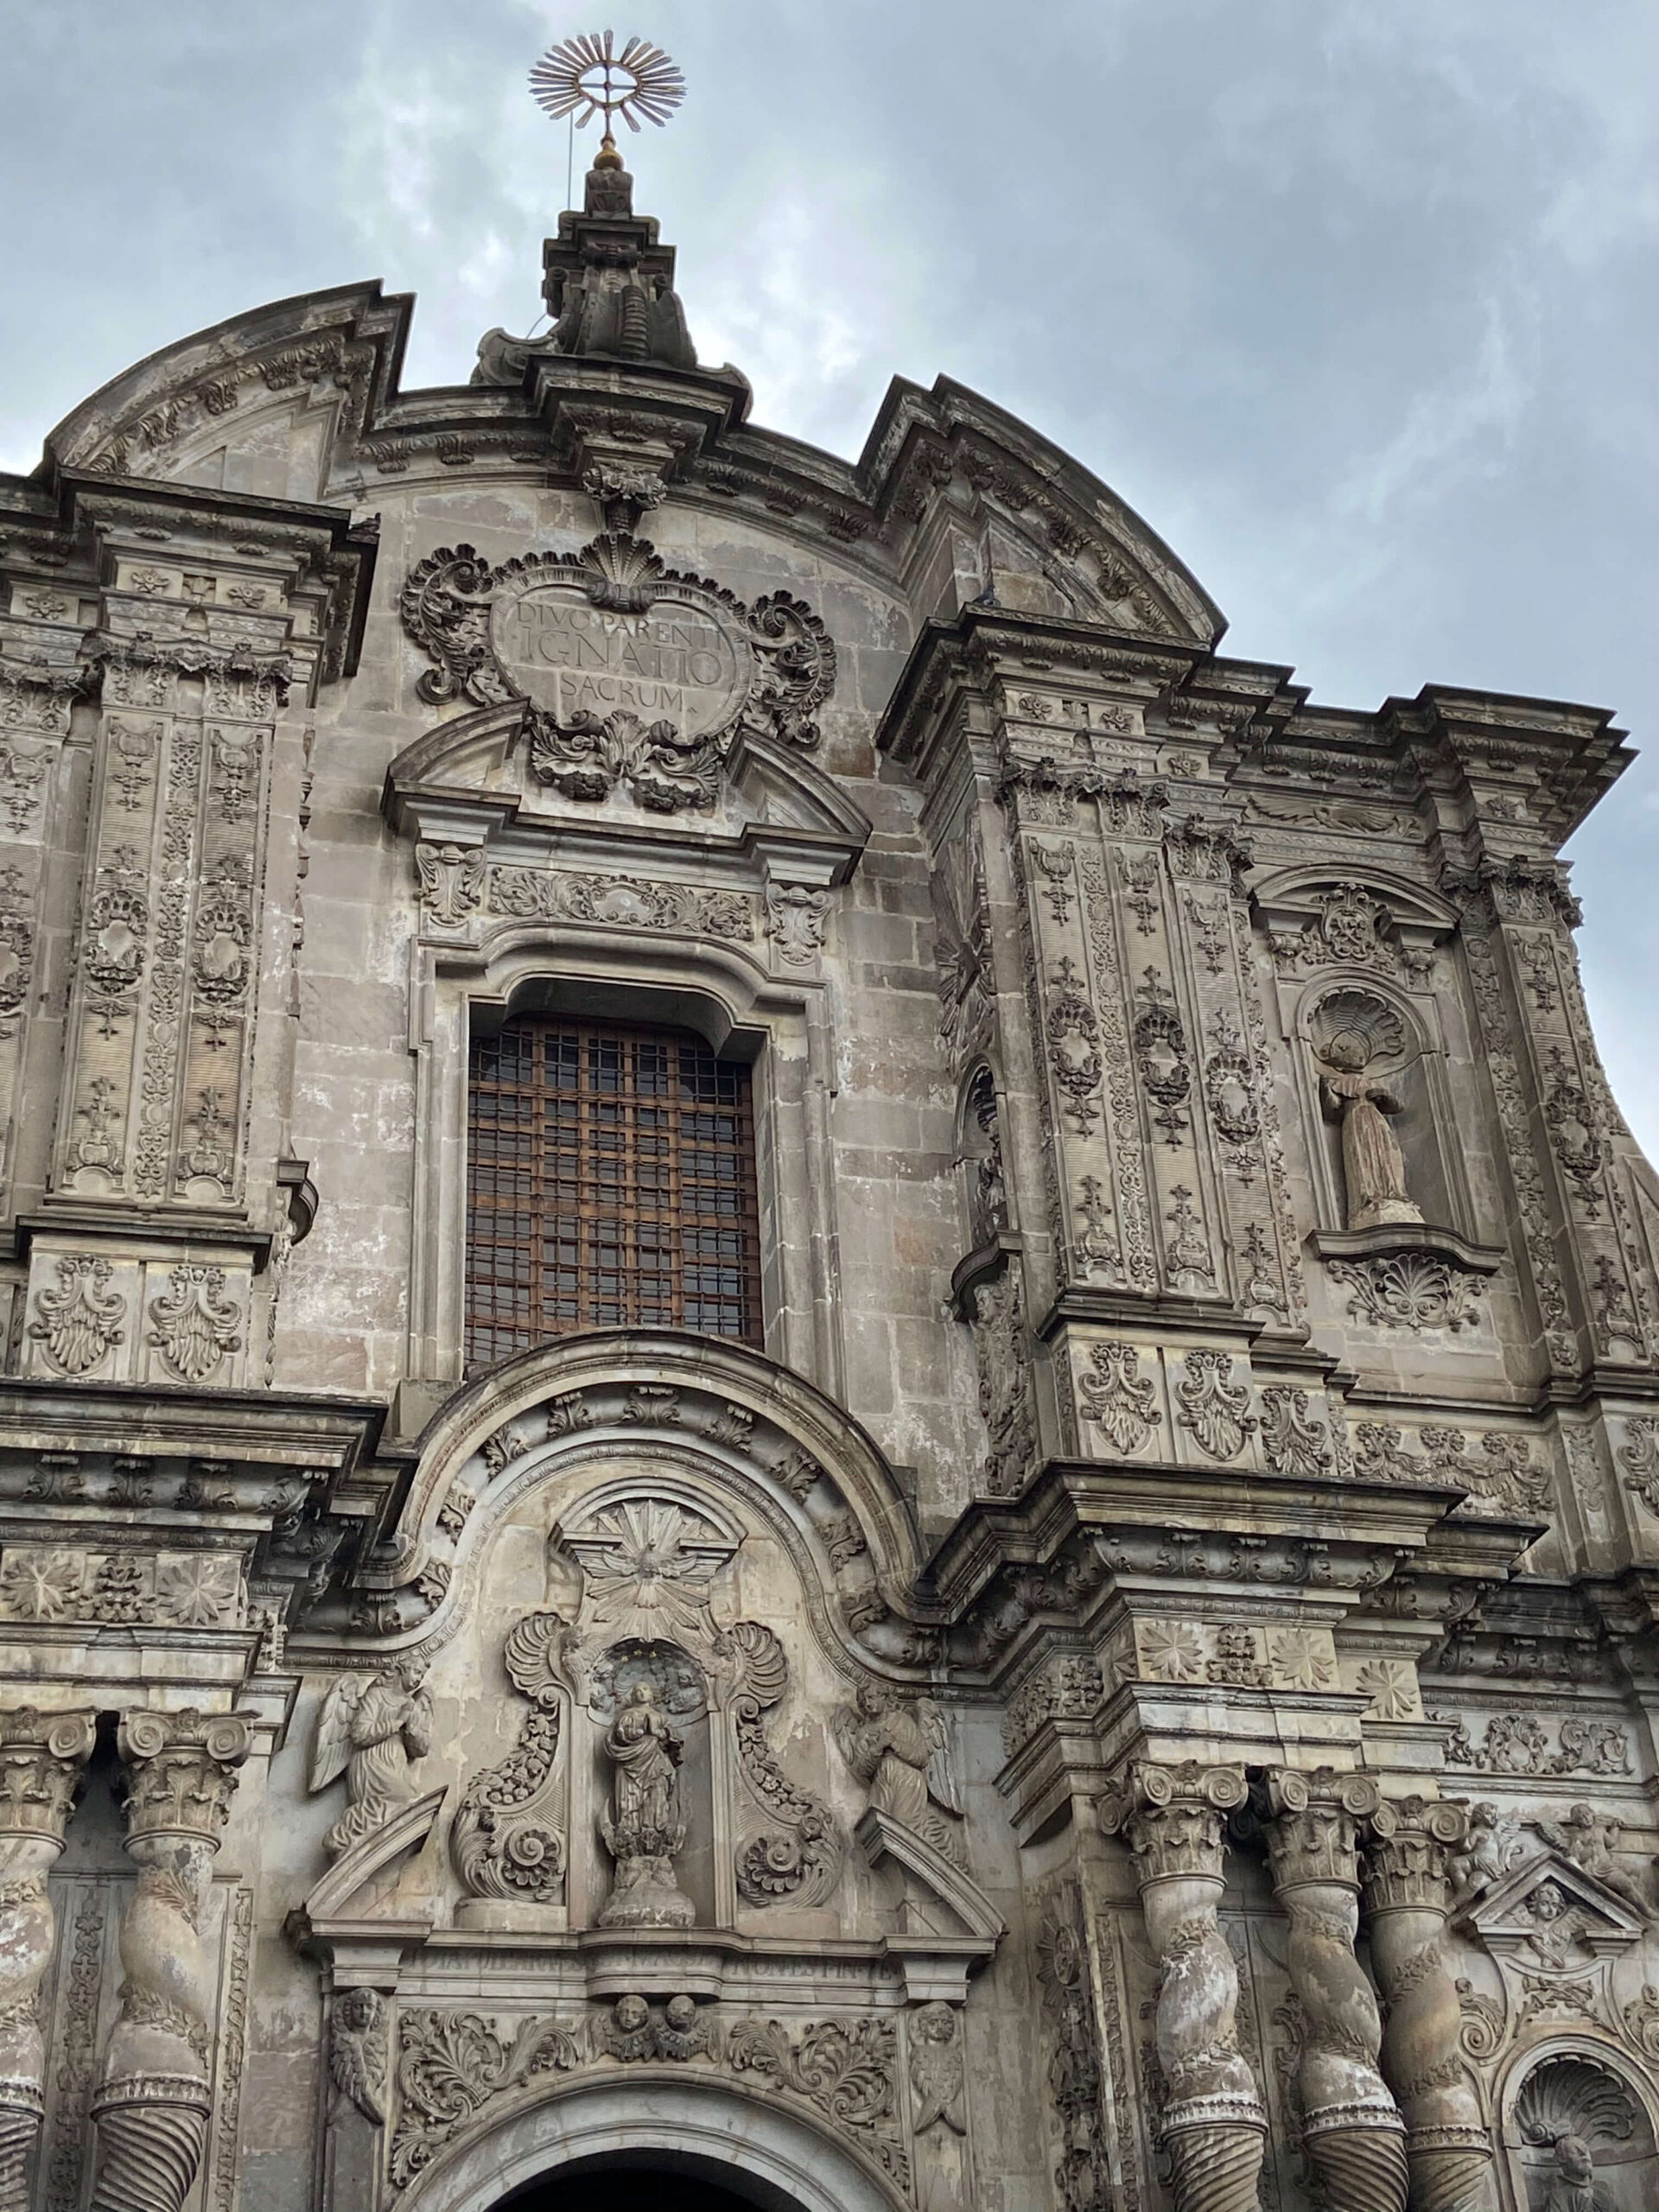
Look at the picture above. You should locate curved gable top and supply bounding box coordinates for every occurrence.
[18,271,1223,655]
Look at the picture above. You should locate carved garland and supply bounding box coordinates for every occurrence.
[727,1620,842,1908]
[449,1611,572,1905]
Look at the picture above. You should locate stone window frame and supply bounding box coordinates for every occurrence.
[405,926,843,1400]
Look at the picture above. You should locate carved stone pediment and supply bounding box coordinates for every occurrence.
[1460,1850,1645,1975]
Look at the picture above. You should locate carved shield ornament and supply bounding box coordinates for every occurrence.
[399,531,836,813]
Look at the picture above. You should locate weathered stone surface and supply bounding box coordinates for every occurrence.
[0,118,1656,2212]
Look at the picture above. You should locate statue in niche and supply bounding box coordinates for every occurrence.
[598,1678,695,1928]
[1542,2134,1613,2212]
[834,1682,963,1866]
[1313,990,1422,1230]
[310,1654,433,1859]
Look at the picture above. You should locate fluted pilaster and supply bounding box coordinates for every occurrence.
[1361,1796,1491,2212]
[91,1708,250,2212]
[1099,1762,1265,2212]
[0,1708,96,2210]
[1263,1769,1406,2212]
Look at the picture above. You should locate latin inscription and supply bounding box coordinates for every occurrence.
[493,583,748,734]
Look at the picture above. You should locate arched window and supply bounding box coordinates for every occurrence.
[466,1015,763,1367]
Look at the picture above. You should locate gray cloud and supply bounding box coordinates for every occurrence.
[4,0,1658,1140]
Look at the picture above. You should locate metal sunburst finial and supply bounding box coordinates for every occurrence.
[529,30,686,145]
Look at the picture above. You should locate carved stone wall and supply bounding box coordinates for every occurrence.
[2,136,1659,2212]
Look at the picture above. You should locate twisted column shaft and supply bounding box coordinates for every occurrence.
[1362,1796,1492,2212]
[1100,1762,1265,2212]
[0,1708,95,2210]
[91,1709,249,2212]
[1264,1770,1406,2212]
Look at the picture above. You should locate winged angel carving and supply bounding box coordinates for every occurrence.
[834,1682,963,1866]
[310,1655,433,1859]
[398,531,835,814]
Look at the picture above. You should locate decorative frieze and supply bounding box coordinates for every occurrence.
[488,864,753,938]
[0,1546,244,1628]
[21,1240,252,1390]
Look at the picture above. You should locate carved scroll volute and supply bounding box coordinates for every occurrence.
[1360,1796,1492,2212]
[450,1611,573,1926]
[1262,1770,1406,2212]
[1098,1761,1266,2212]
[0,1707,96,2209]
[91,1708,251,2212]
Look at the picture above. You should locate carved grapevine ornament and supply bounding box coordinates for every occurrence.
[399,532,835,813]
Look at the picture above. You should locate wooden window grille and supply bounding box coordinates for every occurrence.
[466,1014,765,1367]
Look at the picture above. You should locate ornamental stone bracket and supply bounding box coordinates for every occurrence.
[1313,1221,1504,1338]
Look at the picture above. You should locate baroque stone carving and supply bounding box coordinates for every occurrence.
[1261,1770,1406,2212]
[1077,1340,1160,1455]
[450,1611,573,1907]
[1529,1806,1653,1922]
[28,1254,125,1376]
[764,882,830,965]
[1175,1350,1255,1463]
[398,535,834,811]
[727,1619,841,1907]
[727,2014,907,2188]
[414,841,486,926]
[91,1709,251,2212]
[1360,1796,1492,2212]
[1098,1763,1266,2212]
[488,864,753,938]
[1259,1386,1333,1478]
[310,1656,433,1859]
[145,1264,242,1383]
[597,1675,695,1928]
[1326,1252,1485,1332]
[390,2010,582,2189]
[0,1708,96,2208]
[1439,1712,1632,1778]
[1312,990,1421,1230]
[833,1684,963,1866]
[328,1986,388,2126]
[969,1265,1036,1497]
[1036,1885,1109,2212]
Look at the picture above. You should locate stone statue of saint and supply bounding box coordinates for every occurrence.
[310,1656,433,1859]
[1542,2133,1612,2212]
[597,1678,695,1929]
[834,1683,963,1866]
[1319,1030,1421,1230]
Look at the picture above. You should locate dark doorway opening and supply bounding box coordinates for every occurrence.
[498,2170,766,2211]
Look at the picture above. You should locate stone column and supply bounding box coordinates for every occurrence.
[1360,1796,1491,2212]
[0,1707,96,2208]
[1098,1761,1265,2212]
[1262,1770,1406,2212]
[91,1708,250,2212]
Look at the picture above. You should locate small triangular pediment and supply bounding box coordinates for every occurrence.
[296,1783,447,1935]
[1463,1847,1646,1955]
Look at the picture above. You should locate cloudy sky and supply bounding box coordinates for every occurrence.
[4,0,1659,1143]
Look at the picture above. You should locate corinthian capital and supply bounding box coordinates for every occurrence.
[1262,1766,1379,1891]
[0,1707,97,1847]
[118,1707,251,1846]
[1361,1794,1468,1914]
[1097,1759,1248,1882]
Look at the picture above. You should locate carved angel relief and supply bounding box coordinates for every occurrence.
[834,1683,964,1867]
[398,533,835,813]
[309,1656,433,1859]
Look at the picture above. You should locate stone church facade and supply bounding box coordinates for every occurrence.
[0,134,1654,2212]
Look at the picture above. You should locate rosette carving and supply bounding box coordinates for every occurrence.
[1361,1796,1491,2212]
[1098,1762,1266,2212]
[725,1620,841,1907]
[91,1709,250,2212]
[0,1707,95,2209]
[450,1611,575,1905]
[1262,1770,1405,2212]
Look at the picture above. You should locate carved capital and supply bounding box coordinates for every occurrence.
[1097,1760,1246,1884]
[1262,1767,1379,1892]
[118,1707,250,1849]
[0,1707,96,1847]
[1361,1795,1467,1916]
